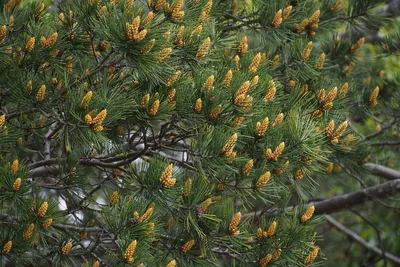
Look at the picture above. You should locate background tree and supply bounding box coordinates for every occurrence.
[0,0,399,267]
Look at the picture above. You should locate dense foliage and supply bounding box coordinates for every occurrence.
[0,0,399,266]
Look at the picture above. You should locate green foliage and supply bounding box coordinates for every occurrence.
[0,0,399,266]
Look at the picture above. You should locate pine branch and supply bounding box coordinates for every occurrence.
[326,215,400,265]
[32,182,75,190]
[52,224,104,233]
[212,247,257,264]
[223,12,262,32]
[309,178,400,215]
[338,0,400,43]
[243,178,400,218]
[29,148,149,178]
[145,151,196,171]
[30,165,60,177]
[78,149,148,168]
[90,30,99,64]
[349,209,387,266]
[68,51,123,88]
[28,158,65,169]
[2,1,399,265]
[1,214,104,234]
[364,163,400,180]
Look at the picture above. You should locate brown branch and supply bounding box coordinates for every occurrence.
[29,148,149,178]
[364,163,400,180]
[32,183,75,190]
[52,224,103,233]
[79,148,149,167]
[68,51,122,88]
[28,158,65,169]
[99,147,147,163]
[243,178,400,218]
[0,214,103,234]
[311,178,400,215]
[326,215,400,265]
[30,166,60,177]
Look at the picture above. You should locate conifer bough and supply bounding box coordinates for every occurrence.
[0,0,398,266]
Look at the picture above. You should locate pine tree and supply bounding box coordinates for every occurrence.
[0,0,399,266]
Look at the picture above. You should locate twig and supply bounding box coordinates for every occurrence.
[90,30,99,64]
[310,178,400,215]
[52,224,104,233]
[28,158,65,169]
[370,140,400,146]
[326,215,400,265]
[146,151,196,171]
[319,13,366,26]
[69,52,121,88]
[350,210,387,267]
